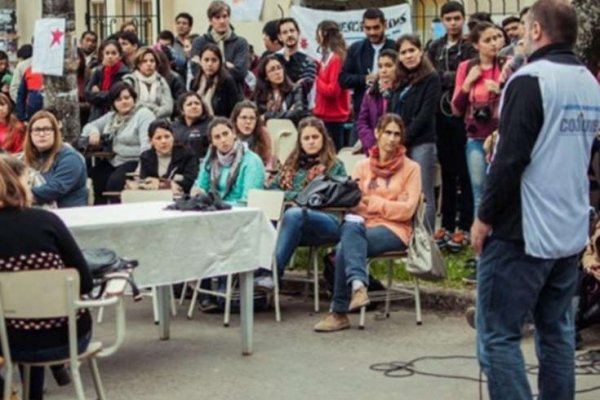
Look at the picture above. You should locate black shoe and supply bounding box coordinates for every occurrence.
[198,298,219,313]
[51,365,71,386]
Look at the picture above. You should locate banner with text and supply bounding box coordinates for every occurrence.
[290,4,412,59]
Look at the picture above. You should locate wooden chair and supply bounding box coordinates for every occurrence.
[266,119,298,164]
[0,269,127,400]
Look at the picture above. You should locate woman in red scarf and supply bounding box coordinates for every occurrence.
[85,39,130,122]
[314,113,422,332]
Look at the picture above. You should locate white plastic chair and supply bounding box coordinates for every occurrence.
[266,119,298,164]
[0,269,127,400]
[187,190,285,325]
[337,151,366,176]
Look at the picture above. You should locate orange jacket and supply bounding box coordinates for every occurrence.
[352,157,422,245]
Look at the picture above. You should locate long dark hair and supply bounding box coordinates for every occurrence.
[191,43,232,92]
[230,100,270,164]
[253,55,294,106]
[317,20,346,61]
[396,34,435,86]
[368,49,399,97]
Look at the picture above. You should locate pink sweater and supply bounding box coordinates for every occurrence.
[352,157,422,245]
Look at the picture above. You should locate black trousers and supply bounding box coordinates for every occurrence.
[436,114,474,232]
[89,159,138,205]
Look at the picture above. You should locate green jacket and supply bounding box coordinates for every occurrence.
[269,159,347,201]
[196,149,265,204]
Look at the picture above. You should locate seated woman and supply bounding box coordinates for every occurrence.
[356,49,398,154]
[314,113,421,332]
[22,110,88,208]
[123,47,173,118]
[137,119,198,194]
[0,92,25,153]
[269,117,346,282]
[171,92,213,160]
[194,117,265,205]
[0,153,93,400]
[231,100,276,174]
[82,81,155,204]
[253,55,308,125]
[85,40,130,122]
[190,44,241,118]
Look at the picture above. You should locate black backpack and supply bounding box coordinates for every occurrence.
[294,175,362,209]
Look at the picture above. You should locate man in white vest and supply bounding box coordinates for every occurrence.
[470,0,600,399]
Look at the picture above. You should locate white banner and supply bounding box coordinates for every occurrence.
[32,18,65,77]
[290,4,412,59]
[227,0,264,22]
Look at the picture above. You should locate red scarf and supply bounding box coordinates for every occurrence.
[368,145,406,179]
[101,61,123,91]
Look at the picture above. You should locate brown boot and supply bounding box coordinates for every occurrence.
[314,313,350,332]
[349,286,370,311]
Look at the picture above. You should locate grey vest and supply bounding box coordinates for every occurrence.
[504,60,600,258]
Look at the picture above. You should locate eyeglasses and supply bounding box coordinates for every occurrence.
[31,127,54,136]
[266,64,283,74]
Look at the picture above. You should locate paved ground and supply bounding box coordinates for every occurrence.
[38,295,600,400]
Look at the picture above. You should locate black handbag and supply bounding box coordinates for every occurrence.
[294,175,362,209]
[82,248,141,300]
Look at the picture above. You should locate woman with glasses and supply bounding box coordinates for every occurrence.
[231,100,275,172]
[21,110,88,208]
[253,54,308,125]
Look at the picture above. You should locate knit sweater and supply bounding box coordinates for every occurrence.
[123,72,174,118]
[0,207,93,351]
[269,159,347,201]
[352,157,422,245]
[313,53,351,123]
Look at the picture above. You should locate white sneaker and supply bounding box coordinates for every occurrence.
[254,276,274,290]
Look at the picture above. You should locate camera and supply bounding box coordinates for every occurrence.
[472,105,492,122]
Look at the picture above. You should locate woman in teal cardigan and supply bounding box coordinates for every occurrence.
[195,117,265,205]
[264,116,346,287]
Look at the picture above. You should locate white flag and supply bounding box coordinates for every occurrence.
[32,18,66,77]
[226,0,264,22]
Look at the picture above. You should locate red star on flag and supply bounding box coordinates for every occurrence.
[300,38,308,49]
[50,28,64,47]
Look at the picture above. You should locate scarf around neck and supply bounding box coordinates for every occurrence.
[133,70,161,105]
[197,75,218,116]
[368,145,406,180]
[209,27,233,55]
[106,103,142,138]
[102,61,124,91]
[207,139,245,199]
[279,152,325,191]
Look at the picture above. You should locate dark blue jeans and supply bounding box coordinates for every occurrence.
[331,222,406,313]
[6,332,91,400]
[476,238,578,400]
[275,208,341,277]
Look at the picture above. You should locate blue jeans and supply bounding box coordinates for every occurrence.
[476,238,578,400]
[6,332,91,400]
[331,222,406,313]
[409,143,437,231]
[275,207,341,277]
[466,138,487,216]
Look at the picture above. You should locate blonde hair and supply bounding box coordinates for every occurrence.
[23,110,64,173]
[0,153,30,208]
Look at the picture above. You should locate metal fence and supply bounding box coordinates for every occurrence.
[85,0,161,44]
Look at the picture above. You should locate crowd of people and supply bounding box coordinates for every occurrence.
[1,0,600,398]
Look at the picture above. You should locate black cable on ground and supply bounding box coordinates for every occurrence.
[369,350,600,398]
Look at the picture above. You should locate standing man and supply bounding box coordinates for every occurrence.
[499,7,530,58]
[471,1,600,399]
[79,31,98,68]
[427,1,477,251]
[191,0,249,88]
[173,12,194,61]
[501,16,521,44]
[276,17,316,92]
[339,8,395,130]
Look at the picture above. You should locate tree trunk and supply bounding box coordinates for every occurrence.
[573,0,600,75]
[42,0,80,144]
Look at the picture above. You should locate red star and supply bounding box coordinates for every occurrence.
[50,28,64,47]
[300,37,308,49]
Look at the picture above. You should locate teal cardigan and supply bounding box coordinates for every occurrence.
[196,149,265,204]
[269,158,347,201]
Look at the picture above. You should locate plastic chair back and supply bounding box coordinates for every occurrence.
[247,189,285,222]
[266,119,298,164]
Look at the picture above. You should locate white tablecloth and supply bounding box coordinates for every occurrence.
[54,202,277,287]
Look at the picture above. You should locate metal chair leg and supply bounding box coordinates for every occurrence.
[224,274,232,327]
[151,286,159,324]
[2,364,12,400]
[272,261,281,322]
[71,364,86,400]
[89,357,107,400]
[312,249,320,312]
[187,280,201,319]
[385,260,393,318]
[170,285,177,317]
[414,276,422,325]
